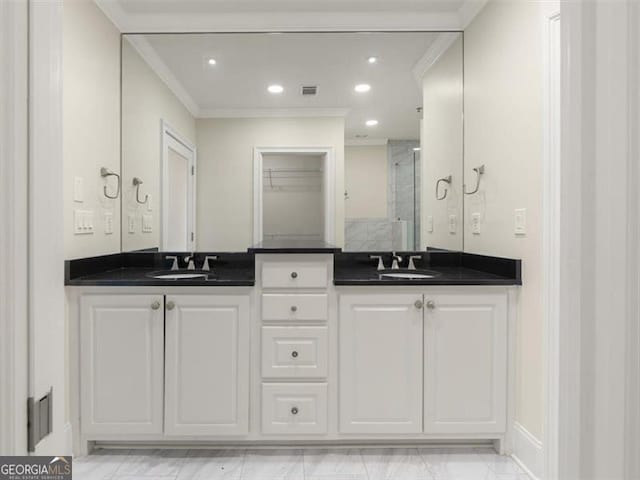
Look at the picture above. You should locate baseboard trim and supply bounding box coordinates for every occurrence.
[511,422,543,480]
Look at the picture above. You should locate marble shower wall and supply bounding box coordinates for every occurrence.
[344,140,420,251]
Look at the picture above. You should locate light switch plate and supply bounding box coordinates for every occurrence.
[142,214,153,233]
[515,208,527,235]
[472,212,481,234]
[73,209,94,235]
[127,214,135,234]
[73,177,84,203]
[426,215,434,233]
[104,212,114,235]
[146,195,152,212]
[448,214,457,234]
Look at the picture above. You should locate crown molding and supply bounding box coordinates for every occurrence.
[412,32,461,85]
[198,107,350,119]
[457,0,488,29]
[124,35,200,117]
[94,0,486,33]
[345,138,389,146]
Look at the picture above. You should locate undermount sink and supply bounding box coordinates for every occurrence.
[378,268,441,280]
[146,270,213,280]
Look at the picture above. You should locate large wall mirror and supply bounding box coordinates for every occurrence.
[120,32,463,252]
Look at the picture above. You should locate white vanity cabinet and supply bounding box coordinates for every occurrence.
[338,294,424,434]
[423,293,507,433]
[78,291,250,438]
[338,290,509,436]
[164,294,250,436]
[80,294,165,435]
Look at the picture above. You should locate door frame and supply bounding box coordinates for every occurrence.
[0,0,29,456]
[253,146,336,244]
[161,120,197,251]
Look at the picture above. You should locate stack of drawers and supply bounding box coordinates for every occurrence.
[259,256,330,435]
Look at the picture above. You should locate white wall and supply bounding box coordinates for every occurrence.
[345,145,388,219]
[196,117,345,251]
[263,154,325,240]
[464,1,544,442]
[421,35,463,251]
[121,39,197,251]
[63,0,120,259]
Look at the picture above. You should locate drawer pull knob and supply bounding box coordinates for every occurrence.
[291,305,298,312]
[166,301,175,311]
[291,271,298,279]
[414,300,423,309]
[291,407,299,415]
[151,300,161,310]
[291,350,299,358]
[426,300,436,310]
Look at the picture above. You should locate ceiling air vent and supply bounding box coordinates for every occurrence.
[301,85,318,96]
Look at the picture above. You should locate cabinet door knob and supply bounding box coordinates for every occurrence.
[290,305,298,312]
[151,300,161,310]
[426,300,436,310]
[166,300,176,311]
[291,407,299,415]
[414,300,423,309]
[291,350,299,358]
[291,271,298,279]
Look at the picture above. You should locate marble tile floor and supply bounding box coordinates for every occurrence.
[72,447,531,480]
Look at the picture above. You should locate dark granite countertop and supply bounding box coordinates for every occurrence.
[248,239,341,254]
[65,249,520,287]
[65,252,255,287]
[333,251,521,286]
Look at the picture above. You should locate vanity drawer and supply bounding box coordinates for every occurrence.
[261,261,328,289]
[261,383,328,435]
[262,294,328,322]
[262,326,328,379]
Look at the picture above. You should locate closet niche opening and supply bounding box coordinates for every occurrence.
[253,147,336,245]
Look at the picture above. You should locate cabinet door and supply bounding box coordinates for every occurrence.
[165,294,250,436]
[80,295,164,435]
[424,293,507,433]
[339,294,423,434]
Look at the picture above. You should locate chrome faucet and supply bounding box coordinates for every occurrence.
[184,254,196,270]
[202,255,218,271]
[408,255,422,270]
[165,255,179,271]
[369,255,386,271]
[391,252,403,270]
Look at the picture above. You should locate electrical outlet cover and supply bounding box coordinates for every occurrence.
[472,212,481,234]
[515,208,527,235]
[426,216,434,233]
[448,214,457,234]
[128,214,136,234]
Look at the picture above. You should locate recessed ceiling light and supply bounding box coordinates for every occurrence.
[268,84,284,94]
[367,56,378,64]
[207,58,217,66]
[365,119,379,127]
[354,84,371,93]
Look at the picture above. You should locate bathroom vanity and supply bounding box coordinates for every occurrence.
[66,246,520,455]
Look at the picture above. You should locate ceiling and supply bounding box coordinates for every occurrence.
[127,32,453,140]
[95,0,486,32]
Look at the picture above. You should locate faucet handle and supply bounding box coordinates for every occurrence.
[202,255,218,271]
[369,255,385,271]
[408,255,423,271]
[165,255,179,271]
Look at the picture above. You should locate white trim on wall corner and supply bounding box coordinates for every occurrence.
[412,32,461,86]
[512,422,544,480]
[125,35,200,117]
[199,108,349,119]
